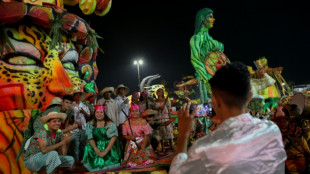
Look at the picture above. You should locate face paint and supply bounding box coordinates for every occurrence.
[203,13,215,29]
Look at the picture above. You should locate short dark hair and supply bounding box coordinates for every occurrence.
[63,94,74,102]
[209,62,251,109]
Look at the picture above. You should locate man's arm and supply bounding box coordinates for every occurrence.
[80,104,91,120]
[175,103,197,154]
[115,97,128,111]
[62,122,79,134]
[169,103,201,174]
[38,135,70,154]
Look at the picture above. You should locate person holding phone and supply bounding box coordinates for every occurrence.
[170,62,286,174]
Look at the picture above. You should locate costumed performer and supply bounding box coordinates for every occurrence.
[154,88,174,152]
[273,106,310,174]
[248,66,276,116]
[23,112,74,174]
[122,104,155,167]
[82,105,122,171]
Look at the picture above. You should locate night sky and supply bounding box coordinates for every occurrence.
[68,0,310,93]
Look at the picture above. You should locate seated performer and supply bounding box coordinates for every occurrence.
[32,95,75,132]
[247,67,276,116]
[273,106,310,174]
[122,104,155,167]
[23,112,74,174]
[82,105,122,171]
[170,62,287,174]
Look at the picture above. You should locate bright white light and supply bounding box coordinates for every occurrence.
[139,60,143,64]
[282,83,285,86]
[134,60,137,65]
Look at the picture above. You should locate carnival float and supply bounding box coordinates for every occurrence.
[0,0,111,173]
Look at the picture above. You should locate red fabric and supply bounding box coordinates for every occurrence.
[0,2,26,24]
[27,6,53,27]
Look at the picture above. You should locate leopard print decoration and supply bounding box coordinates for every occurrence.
[0,25,97,111]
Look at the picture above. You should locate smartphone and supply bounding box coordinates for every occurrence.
[190,103,212,117]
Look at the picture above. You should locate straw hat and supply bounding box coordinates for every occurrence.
[73,89,86,101]
[48,97,62,106]
[100,87,114,96]
[114,84,130,95]
[141,109,158,117]
[40,111,66,123]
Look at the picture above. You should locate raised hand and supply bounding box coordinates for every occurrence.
[177,103,198,137]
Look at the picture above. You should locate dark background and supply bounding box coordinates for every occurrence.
[68,0,310,93]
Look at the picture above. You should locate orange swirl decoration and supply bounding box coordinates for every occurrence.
[0,110,32,174]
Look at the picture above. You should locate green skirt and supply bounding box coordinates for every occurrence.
[82,139,122,171]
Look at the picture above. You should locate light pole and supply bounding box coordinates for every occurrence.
[134,59,143,85]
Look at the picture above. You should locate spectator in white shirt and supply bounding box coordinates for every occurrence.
[114,84,130,151]
[69,91,90,162]
[114,84,130,126]
[97,87,120,126]
[170,62,286,174]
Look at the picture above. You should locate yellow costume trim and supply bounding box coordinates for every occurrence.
[44,124,62,133]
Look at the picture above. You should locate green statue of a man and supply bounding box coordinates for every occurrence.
[190,8,229,103]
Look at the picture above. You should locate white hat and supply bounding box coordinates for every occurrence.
[100,87,114,96]
[114,84,130,96]
[49,97,62,106]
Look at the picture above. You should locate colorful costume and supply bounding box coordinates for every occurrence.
[273,106,310,173]
[154,102,174,140]
[24,126,74,174]
[83,122,122,171]
[248,73,276,115]
[122,123,155,167]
